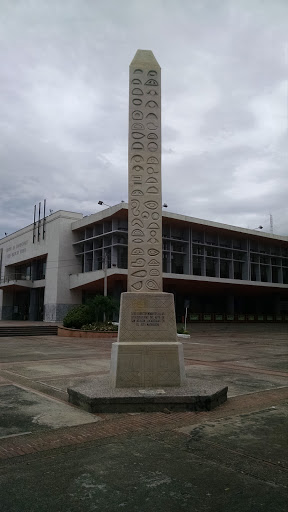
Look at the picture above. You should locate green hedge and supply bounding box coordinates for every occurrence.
[63,295,119,329]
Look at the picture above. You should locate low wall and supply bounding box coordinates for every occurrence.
[58,326,118,338]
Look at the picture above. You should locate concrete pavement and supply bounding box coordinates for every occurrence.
[0,324,287,511]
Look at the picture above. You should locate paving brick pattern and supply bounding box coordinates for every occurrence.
[0,387,287,460]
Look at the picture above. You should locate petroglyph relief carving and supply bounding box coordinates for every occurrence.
[134,69,143,74]
[132,123,144,130]
[151,212,159,220]
[150,230,157,236]
[132,281,143,290]
[147,156,159,164]
[131,229,144,237]
[132,132,145,139]
[145,101,158,108]
[148,237,159,244]
[147,122,158,130]
[145,79,158,86]
[131,154,144,163]
[148,222,160,229]
[146,176,158,183]
[146,186,159,194]
[132,142,144,150]
[132,78,142,84]
[147,142,158,152]
[131,270,147,278]
[132,165,143,172]
[147,167,158,174]
[150,269,160,276]
[132,88,143,95]
[148,259,160,266]
[141,211,150,219]
[148,248,160,256]
[147,90,158,96]
[132,111,143,120]
[146,279,159,290]
[148,70,157,76]
[131,258,145,267]
[145,201,158,209]
[132,238,144,243]
[132,175,142,184]
[131,218,144,228]
[147,133,158,140]
[131,189,144,196]
[146,113,158,120]
[132,98,142,106]
[131,247,144,255]
[131,200,140,216]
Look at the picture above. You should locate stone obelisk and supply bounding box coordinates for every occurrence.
[110,50,186,388]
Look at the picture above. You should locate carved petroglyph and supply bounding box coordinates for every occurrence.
[132,132,145,139]
[144,201,158,209]
[131,281,143,290]
[131,269,147,278]
[146,176,158,183]
[149,269,160,276]
[147,90,158,96]
[131,200,140,216]
[147,142,158,151]
[148,248,160,256]
[148,237,159,244]
[131,247,144,255]
[146,279,159,290]
[146,113,158,120]
[147,156,159,164]
[146,186,159,194]
[131,154,144,163]
[132,78,142,84]
[132,238,144,243]
[147,122,158,130]
[132,165,144,172]
[132,88,143,95]
[148,70,157,76]
[134,68,143,74]
[151,212,159,220]
[131,229,144,237]
[148,222,160,229]
[147,133,158,139]
[131,218,144,228]
[147,167,158,174]
[132,123,144,130]
[132,111,143,120]
[131,258,145,267]
[145,79,158,86]
[141,211,150,219]
[145,100,158,108]
[132,175,142,184]
[132,98,142,106]
[132,142,144,150]
[148,259,160,266]
[131,189,144,196]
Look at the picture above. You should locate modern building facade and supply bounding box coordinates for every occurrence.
[1,203,288,322]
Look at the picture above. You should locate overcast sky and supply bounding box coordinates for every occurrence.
[0,0,287,238]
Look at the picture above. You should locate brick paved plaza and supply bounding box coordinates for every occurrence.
[0,324,287,511]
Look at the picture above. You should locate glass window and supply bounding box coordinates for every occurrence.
[193,256,202,276]
[220,260,230,278]
[206,257,216,277]
[234,262,243,280]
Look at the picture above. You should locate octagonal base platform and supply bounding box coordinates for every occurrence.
[67,376,228,414]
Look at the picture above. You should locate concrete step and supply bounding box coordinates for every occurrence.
[0,326,58,337]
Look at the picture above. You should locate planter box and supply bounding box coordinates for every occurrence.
[58,326,118,338]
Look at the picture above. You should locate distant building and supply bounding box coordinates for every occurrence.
[0,203,287,322]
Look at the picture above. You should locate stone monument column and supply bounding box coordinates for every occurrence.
[128,50,162,293]
[110,50,186,388]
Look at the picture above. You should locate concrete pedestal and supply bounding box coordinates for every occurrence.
[110,292,186,388]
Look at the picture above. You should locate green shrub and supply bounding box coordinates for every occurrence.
[63,305,93,329]
[63,295,119,329]
[177,326,189,335]
[82,322,118,332]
